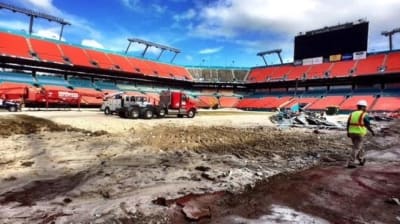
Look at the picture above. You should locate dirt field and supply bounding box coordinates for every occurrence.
[0,110,396,223]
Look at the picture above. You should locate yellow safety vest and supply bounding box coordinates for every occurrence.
[348,110,368,136]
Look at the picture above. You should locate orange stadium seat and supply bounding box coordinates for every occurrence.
[106,53,135,73]
[237,96,292,109]
[29,38,65,64]
[339,95,376,111]
[219,96,240,108]
[198,96,218,108]
[247,67,277,82]
[272,65,293,81]
[329,60,356,78]
[168,65,192,80]
[84,49,115,70]
[385,52,400,73]
[59,44,93,67]
[307,63,332,79]
[0,32,32,59]
[355,54,385,76]
[236,98,259,109]
[127,57,154,76]
[286,65,310,81]
[308,96,346,110]
[371,97,400,112]
[284,97,318,109]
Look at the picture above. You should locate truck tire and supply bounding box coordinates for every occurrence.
[187,109,196,118]
[8,106,17,112]
[104,107,111,115]
[129,107,140,119]
[157,108,166,118]
[118,110,127,118]
[143,109,153,119]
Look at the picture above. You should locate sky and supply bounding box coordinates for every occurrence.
[0,0,399,67]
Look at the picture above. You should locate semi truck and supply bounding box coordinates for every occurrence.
[101,91,197,119]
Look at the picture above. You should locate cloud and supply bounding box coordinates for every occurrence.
[192,0,400,52]
[33,28,66,41]
[152,4,167,14]
[81,39,105,49]
[173,9,196,22]
[199,47,223,54]
[120,0,141,9]
[185,55,193,61]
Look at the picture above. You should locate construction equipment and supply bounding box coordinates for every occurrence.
[104,91,197,119]
[101,92,151,116]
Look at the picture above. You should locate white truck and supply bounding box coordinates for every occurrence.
[101,92,154,116]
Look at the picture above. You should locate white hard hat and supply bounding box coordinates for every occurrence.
[357,100,368,107]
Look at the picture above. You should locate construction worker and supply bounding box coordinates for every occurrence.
[346,100,375,168]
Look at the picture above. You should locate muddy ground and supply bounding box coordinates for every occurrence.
[0,111,396,223]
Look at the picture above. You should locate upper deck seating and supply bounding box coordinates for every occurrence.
[307,63,332,79]
[59,44,92,67]
[385,52,400,73]
[0,32,32,59]
[85,49,115,70]
[329,60,356,78]
[355,54,385,76]
[29,38,65,64]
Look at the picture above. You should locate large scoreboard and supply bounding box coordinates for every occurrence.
[294,21,369,61]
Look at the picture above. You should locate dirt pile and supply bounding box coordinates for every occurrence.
[0,115,107,137]
[132,125,346,158]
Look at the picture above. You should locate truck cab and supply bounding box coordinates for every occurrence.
[159,91,197,118]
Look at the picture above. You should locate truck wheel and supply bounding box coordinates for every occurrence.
[187,109,196,118]
[8,106,17,112]
[158,108,166,118]
[144,109,153,119]
[130,107,140,119]
[104,107,111,115]
[118,110,126,118]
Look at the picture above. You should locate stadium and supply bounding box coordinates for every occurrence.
[0,1,399,223]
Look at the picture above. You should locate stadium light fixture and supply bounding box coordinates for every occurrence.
[0,2,71,40]
[125,38,181,63]
[381,27,400,51]
[256,49,283,66]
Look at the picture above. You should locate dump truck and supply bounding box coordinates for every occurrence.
[102,91,197,119]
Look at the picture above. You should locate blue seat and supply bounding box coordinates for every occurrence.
[36,75,69,87]
[68,77,94,88]
[0,72,36,84]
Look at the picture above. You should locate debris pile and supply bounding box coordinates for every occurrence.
[271,111,345,130]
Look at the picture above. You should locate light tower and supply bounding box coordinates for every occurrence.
[381,28,400,51]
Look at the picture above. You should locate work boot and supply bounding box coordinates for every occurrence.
[359,158,366,166]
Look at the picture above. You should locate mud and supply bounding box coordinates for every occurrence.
[166,121,400,224]
[0,113,397,223]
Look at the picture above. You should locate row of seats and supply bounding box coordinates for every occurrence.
[247,52,400,83]
[236,95,400,112]
[0,31,193,81]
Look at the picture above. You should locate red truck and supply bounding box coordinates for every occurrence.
[117,90,197,119]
